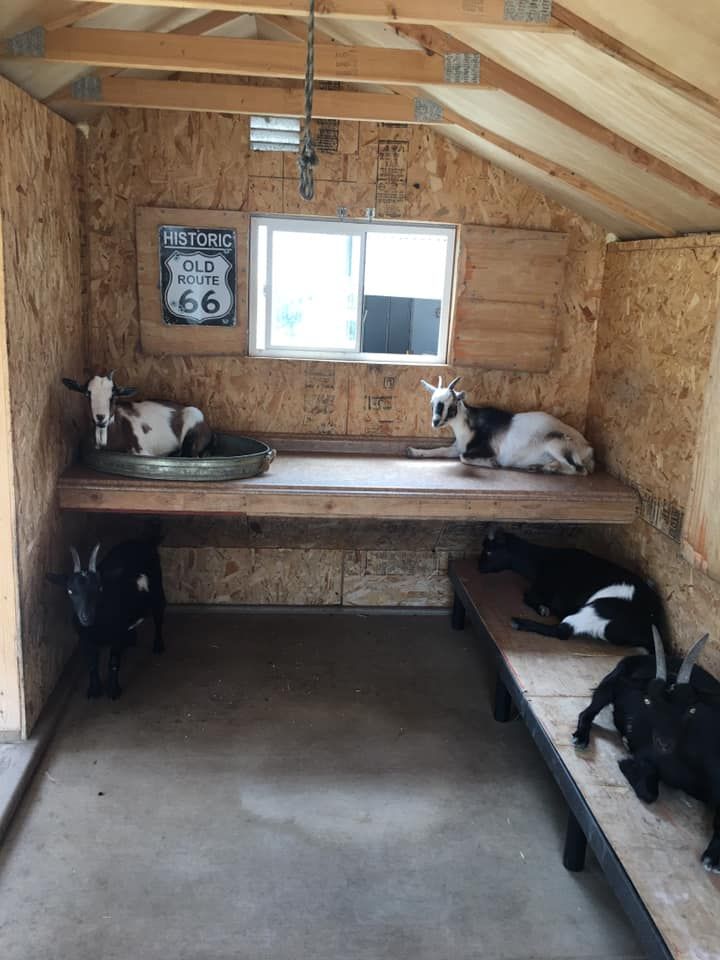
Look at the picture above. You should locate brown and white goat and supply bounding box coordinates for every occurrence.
[63,371,212,457]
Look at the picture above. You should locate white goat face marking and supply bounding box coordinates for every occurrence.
[136,574,150,592]
[87,375,115,429]
[429,387,458,428]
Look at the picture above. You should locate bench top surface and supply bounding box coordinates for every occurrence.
[58,452,638,522]
[451,560,719,960]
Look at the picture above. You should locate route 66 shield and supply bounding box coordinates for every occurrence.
[162,250,235,326]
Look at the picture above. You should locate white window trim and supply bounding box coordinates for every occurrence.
[249,215,456,364]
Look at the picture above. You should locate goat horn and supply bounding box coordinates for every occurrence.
[70,546,81,573]
[651,626,667,682]
[108,369,116,380]
[88,542,101,573]
[677,633,709,686]
[437,376,443,389]
[448,376,462,392]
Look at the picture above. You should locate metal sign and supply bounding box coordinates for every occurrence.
[158,225,236,326]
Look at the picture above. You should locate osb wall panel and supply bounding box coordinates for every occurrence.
[85,110,606,439]
[0,76,85,733]
[585,237,720,671]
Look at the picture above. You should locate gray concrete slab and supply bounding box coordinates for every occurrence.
[0,611,643,960]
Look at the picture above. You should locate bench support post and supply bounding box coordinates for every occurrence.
[563,808,587,872]
[451,593,466,631]
[493,674,514,722]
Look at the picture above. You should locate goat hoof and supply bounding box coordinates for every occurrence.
[538,605,551,617]
[572,730,589,750]
[406,446,419,459]
[702,847,720,872]
[510,618,520,630]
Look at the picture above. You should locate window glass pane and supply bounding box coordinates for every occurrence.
[269,230,361,349]
[362,231,449,356]
[363,232,449,300]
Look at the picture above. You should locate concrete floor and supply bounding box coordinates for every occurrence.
[0,611,643,960]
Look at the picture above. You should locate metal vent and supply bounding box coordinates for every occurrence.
[250,116,301,152]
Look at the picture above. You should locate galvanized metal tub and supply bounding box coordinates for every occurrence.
[81,434,276,482]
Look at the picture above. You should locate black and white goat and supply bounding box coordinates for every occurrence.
[62,370,212,457]
[573,629,720,872]
[407,376,594,474]
[47,538,166,699]
[477,529,663,649]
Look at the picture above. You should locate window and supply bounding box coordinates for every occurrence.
[249,216,456,363]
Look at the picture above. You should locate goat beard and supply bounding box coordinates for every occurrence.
[94,425,108,449]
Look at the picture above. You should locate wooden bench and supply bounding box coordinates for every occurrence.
[58,438,638,523]
[449,559,719,960]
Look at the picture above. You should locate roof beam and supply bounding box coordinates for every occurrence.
[394,23,720,210]
[552,3,720,122]
[441,105,675,237]
[62,76,445,124]
[6,27,496,88]
[63,0,566,29]
[259,13,674,237]
[42,11,248,101]
[42,2,112,30]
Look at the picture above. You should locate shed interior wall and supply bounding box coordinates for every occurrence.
[584,235,720,673]
[82,108,606,611]
[0,74,86,734]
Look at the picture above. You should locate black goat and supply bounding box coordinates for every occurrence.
[573,629,720,872]
[477,529,662,648]
[47,538,166,700]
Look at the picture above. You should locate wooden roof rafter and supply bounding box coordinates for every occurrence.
[392,23,720,211]
[53,0,569,30]
[257,12,675,238]
[552,3,720,123]
[5,27,497,88]
[57,76,446,127]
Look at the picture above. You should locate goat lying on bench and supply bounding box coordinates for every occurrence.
[477,529,662,649]
[574,629,720,872]
[408,377,594,475]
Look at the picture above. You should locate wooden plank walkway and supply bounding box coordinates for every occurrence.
[450,560,720,960]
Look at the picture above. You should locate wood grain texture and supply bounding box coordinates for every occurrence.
[136,206,249,356]
[452,560,720,960]
[84,111,606,439]
[450,225,568,371]
[0,75,85,734]
[584,233,720,668]
[682,291,720,578]
[57,457,638,523]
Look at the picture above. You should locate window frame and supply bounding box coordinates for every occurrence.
[249,214,456,364]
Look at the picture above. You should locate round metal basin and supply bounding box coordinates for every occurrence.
[81,433,276,482]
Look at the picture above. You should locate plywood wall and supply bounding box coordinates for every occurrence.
[84,110,605,436]
[585,235,720,674]
[81,109,606,609]
[0,76,85,734]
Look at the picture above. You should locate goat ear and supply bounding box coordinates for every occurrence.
[420,380,436,394]
[454,390,466,401]
[113,385,137,398]
[62,377,88,395]
[46,572,67,586]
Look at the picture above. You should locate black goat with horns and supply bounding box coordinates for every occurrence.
[574,628,720,872]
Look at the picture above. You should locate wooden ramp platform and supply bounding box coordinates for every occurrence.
[58,452,638,522]
[450,560,719,960]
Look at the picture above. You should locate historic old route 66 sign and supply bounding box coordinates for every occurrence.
[159,225,236,326]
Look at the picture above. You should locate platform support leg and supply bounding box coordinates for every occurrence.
[451,593,466,631]
[563,808,587,872]
[493,674,514,723]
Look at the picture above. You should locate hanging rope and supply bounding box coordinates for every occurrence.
[298,0,318,201]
